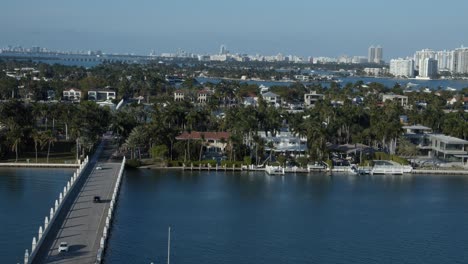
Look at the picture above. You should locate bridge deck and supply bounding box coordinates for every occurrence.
[32,138,121,264]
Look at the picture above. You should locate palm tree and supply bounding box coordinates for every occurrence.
[41,130,57,163]
[7,126,23,162]
[31,129,43,163]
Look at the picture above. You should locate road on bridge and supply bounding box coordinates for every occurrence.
[32,136,122,264]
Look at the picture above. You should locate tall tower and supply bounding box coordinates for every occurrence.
[368,45,375,63]
[219,45,227,55]
[374,45,383,64]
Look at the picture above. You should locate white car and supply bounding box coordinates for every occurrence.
[58,242,68,253]
[96,166,103,170]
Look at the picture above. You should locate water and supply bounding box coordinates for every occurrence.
[105,170,468,264]
[197,76,468,90]
[0,168,72,263]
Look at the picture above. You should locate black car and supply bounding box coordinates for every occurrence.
[93,196,101,203]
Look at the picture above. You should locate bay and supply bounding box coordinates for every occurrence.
[105,170,468,264]
[0,168,72,263]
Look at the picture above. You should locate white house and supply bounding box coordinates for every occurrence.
[63,88,82,102]
[262,92,280,107]
[304,91,325,108]
[88,88,116,101]
[382,94,408,107]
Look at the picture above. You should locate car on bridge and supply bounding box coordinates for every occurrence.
[58,242,68,253]
[93,196,101,203]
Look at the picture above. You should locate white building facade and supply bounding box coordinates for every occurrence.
[389,58,414,78]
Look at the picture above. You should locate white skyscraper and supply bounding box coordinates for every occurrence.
[368,45,383,64]
[390,58,414,78]
[418,58,438,79]
[414,49,436,69]
[435,50,453,72]
[374,45,383,63]
[453,46,468,74]
[368,45,375,63]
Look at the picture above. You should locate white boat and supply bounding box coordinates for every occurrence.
[332,165,358,175]
[265,165,285,175]
[307,162,327,171]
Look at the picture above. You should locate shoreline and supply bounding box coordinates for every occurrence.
[0,162,79,168]
[138,165,468,175]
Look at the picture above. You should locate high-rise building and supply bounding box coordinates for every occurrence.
[418,58,438,79]
[414,49,436,69]
[219,45,228,55]
[374,45,383,64]
[368,45,375,63]
[453,46,468,74]
[390,58,414,78]
[368,45,383,64]
[435,50,453,72]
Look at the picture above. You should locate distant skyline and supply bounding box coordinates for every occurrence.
[1,0,468,59]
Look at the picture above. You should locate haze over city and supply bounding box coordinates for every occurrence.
[1,0,468,58]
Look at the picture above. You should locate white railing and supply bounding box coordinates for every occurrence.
[96,156,126,264]
[22,156,90,264]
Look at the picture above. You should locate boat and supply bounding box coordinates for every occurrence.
[265,165,285,175]
[307,162,327,171]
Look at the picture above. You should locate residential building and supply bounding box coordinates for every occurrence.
[62,88,82,102]
[382,94,408,107]
[389,58,414,78]
[436,50,454,72]
[368,46,375,63]
[368,45,383,64]
[174,90,186,102]
[414,49,436,69]
[364,67,388,76]
[176,131,231,155]
[429,134,468,162]
[197,89,212,105]
[453,46,468,74]
[258,131,307,155]
[262,92,281,107]
[402,125,433,155]
[304,91,325,108]
[418,58,438,79]
[88,88,116,101]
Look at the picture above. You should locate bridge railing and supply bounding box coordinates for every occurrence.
[22,157,90,264]
[96,156,126,264]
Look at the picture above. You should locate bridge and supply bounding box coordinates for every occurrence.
[22,135,125,264]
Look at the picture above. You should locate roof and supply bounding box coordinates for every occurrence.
[64,88,81,92]
[89,89,116,93]
[429,134,468,144]
[402,125,432,131]
[176,131,231,141]
[262,92,279,98]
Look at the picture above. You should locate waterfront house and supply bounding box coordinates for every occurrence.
[402,125,433,156]
[88,88,116,101]
[258,131,307,156]
[197,89,213,105]
[63,88,82,102]
[176,131,231,155]
[174,90,187,102]
[428,134,468,163]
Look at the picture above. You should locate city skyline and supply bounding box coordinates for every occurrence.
[1,0,468,59]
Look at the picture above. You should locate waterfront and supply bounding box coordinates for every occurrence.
[105,170,468,264]
[0,168,72,263]
[197,76,468,90]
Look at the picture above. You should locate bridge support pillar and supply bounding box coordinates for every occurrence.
[24,249,29,264]
[32,237,37,251]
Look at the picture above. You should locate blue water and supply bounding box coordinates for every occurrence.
[0,168,72,263]
[197,76,468,90]
[105,170,468,264]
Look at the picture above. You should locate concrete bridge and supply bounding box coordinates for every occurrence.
[21,136,125,264]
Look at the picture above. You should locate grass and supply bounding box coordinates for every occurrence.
[1,152,77,164]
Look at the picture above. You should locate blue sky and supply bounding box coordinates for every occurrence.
[1,0,468,59]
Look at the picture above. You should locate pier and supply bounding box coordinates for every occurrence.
[23,135,124,264]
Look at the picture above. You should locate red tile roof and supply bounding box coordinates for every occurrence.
[176,131,231,141]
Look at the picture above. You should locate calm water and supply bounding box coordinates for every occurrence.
[197,77,468,90]
[105,170,468,264]
[0,168,72,263]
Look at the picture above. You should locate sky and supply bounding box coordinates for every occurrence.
[1,0,468,59]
